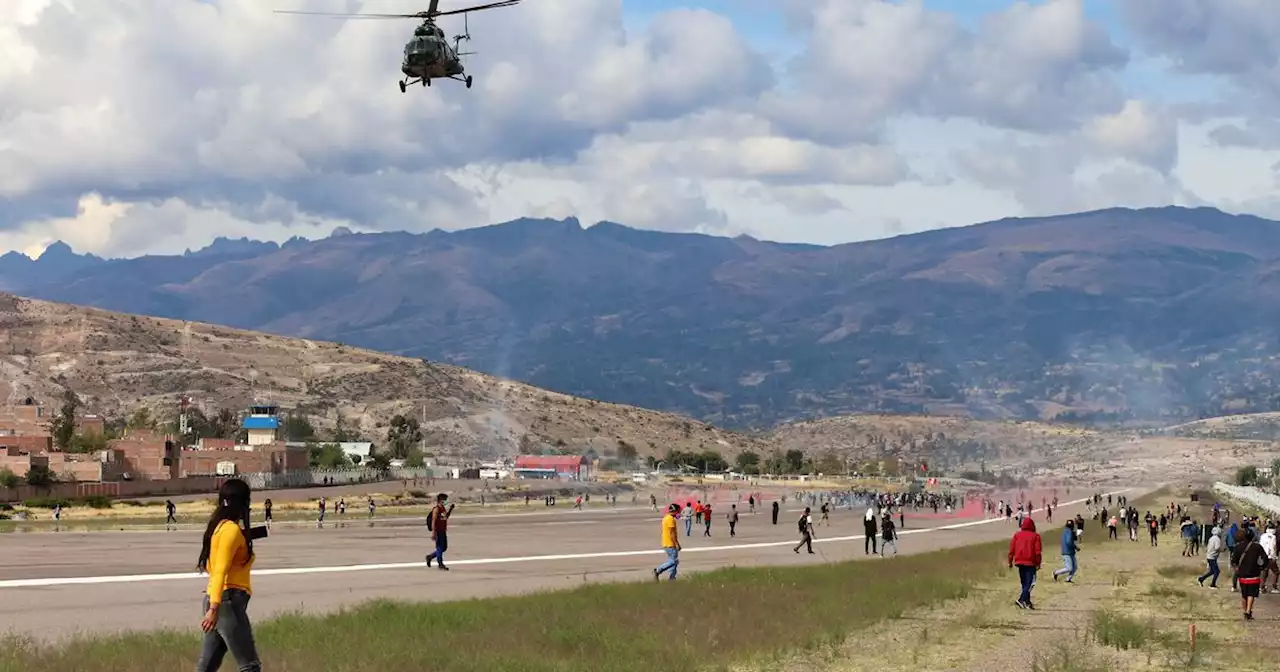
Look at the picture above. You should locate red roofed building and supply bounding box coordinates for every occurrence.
[513,455,591,481]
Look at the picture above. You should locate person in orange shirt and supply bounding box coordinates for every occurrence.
[195,478,261,672]
[654,504,682,581]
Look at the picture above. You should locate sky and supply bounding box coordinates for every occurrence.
[3,0,1280,259]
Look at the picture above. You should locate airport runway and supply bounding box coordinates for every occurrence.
[0,491,1134,641]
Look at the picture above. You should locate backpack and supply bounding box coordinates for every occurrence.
[798,515,809,534]
[426,506,437,531]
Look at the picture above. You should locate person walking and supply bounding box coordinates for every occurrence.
[263,498,273,526]
[1237,529,1267,620]
[771,500,779,526]
[1261,524,1278,593]
[879,512,898,557]
[195,478,262,672]
[728,504,739,537]
[654,504,681,581]
[1198,525,1223,589]
[863,506,878,555]
[703,503,713,537]
[794,507,815,554]
[425,493,454,571]
[683,502,694,536]
[165,499,178,529]
[1008,517,1043,609]
[1053,519,1078,583]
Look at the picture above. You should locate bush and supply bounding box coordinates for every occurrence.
[408,490,427,499]
[80,495,114,509]
[118,499,147,507]
[23,497,72,509]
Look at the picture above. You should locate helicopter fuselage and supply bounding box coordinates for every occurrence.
[399,19,475,90]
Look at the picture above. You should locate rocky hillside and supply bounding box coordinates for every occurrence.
[7,206,1280,427]
[0,294,772,460]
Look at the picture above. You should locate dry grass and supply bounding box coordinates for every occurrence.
[740,487,1278,672]
[0,534,1012,672]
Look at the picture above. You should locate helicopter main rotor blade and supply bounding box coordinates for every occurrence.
[272,10,428,19]
[428,0,440,16]
[433,0,521,18]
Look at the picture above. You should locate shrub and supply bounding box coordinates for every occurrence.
[80,495,114,509]
[23,497,72,509]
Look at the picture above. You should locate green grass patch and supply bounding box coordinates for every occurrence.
[0,537,1015,672]
[1090,608,1156,651]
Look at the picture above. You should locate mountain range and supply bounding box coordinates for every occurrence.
[5,205,1280,428]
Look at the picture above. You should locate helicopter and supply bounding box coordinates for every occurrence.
[274,0,521,92]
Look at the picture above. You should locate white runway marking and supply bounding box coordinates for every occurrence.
[0,490,1129,590]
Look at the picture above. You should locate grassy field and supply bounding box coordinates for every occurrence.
[735,487,1279,672]
[1,529,1017,672]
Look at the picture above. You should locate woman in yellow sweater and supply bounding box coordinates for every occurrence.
[195,478,262,672]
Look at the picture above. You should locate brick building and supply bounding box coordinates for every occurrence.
[0,398,49,437]
[180,441,308,476]
[108,431,180,480]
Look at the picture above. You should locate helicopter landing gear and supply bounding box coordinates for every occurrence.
[465,76,473,89]
[399,80,407,93]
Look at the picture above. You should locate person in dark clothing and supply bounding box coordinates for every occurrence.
[880,512,898,556]
[1008,517,1043,609]
[1237,529,1267,620]
[1231,525,1247,592]
[771,500,780,526]
[863,507,878,555]
[794,508,815,554]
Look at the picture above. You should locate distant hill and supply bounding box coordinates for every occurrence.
[6,206,1280,427]
[0,293,772,460]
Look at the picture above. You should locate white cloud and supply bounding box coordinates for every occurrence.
[1,0,1279,257]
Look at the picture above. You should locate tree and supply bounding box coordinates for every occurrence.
[385,415,423,459]
[1236,465,1259,487]
[405,449,426,468]
[209,408,239,439]
[127,407,154,431]
[70,432,109,454]
[308,443,351,469]
[735,450,760,474]
[0,468,19,489]
[282,414,317,442]
[783,450,805,474]
[330,411,356,443]
[616,440,638,466]
[50,389,79,451]
[24,464,55,488]
[368,452,392,471]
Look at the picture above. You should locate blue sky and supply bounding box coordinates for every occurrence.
[1,0,1277,257]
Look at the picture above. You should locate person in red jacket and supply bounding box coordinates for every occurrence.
[1008,517,1043,609]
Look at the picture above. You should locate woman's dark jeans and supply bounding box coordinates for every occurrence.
[196,589,261,672]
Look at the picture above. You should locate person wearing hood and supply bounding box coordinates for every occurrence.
[1008,517,1043,609]
[864,507,878,555]
[1053,519,1079,583]
[1198,525,1223,589]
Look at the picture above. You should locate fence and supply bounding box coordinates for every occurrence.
[0,467,436,503]
[1212,482,1280,517]
[236,467,435,490]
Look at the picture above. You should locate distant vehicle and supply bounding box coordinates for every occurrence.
[275,0,521,92]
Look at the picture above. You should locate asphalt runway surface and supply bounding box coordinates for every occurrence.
[0,490,1136,641]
